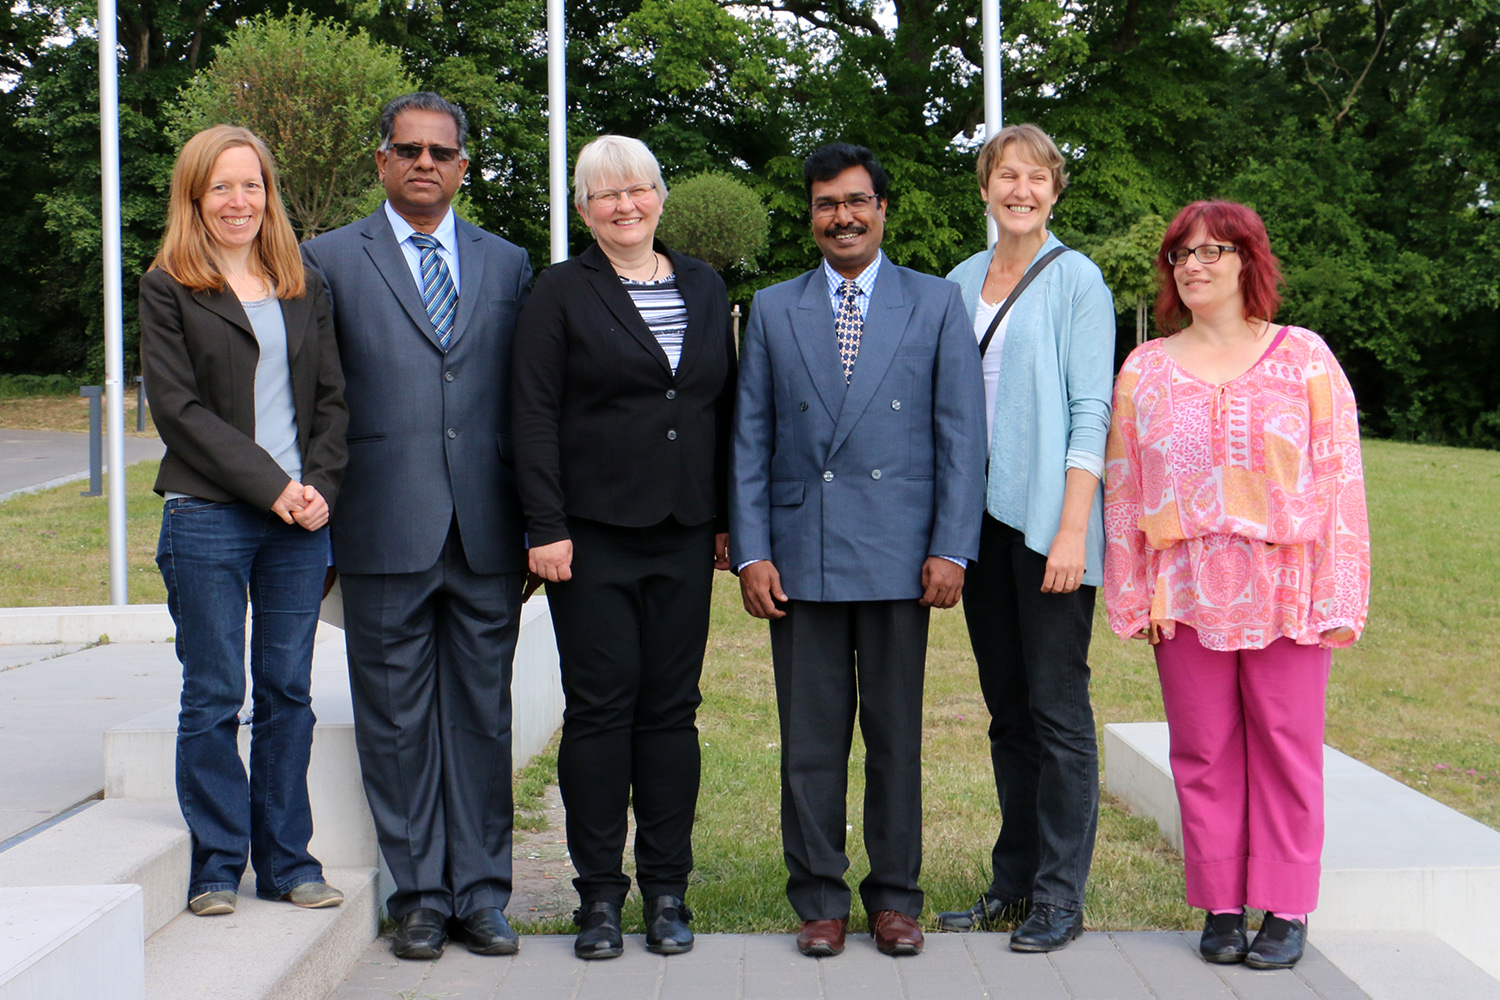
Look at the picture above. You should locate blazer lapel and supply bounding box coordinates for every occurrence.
[666,248,703,379]
[829,262,912,460]
[792,272,846,422]
[360,211,445,352]
[582,244,672,375]
[449,220,486,351]
[191,287,254,338]
[280,289,310,364]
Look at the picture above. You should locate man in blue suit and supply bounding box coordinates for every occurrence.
[730,144,986,958]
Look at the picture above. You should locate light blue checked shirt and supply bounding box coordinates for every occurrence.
[821,252,881,319]
[385,202,461,297]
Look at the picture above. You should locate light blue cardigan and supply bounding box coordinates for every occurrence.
[946,234,1115,587]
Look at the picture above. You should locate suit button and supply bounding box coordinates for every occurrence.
[871,469,882,480]
[666,429,677,440]
[800,401,809,411]
[666,389,677,400]
[444,371,455,382]
[822,471,834,482]
[446,428,457,439]
[891,399,901,410]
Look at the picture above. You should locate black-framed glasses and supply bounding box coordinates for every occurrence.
[810,193,879,219]
[587,183,657,205]
[1167,244,1238,266]
[389,142,463,163]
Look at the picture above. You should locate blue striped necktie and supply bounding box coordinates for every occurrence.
[409,233,458,349]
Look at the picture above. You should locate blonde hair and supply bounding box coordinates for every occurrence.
[572,135,668,213]
[975,123,1069,197]
[150,125,306,299]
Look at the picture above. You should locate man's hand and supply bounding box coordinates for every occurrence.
[270,479,307,525]
[714,532,730,571]
[290,485,330,531]
[919,556,964,608]
[739,559,788,619]
[529,539,573,583]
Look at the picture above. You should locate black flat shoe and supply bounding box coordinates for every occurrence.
[392,907,447,960]
[1009,902,1083,952]
[935,892,1030,932]
[460,907,519,955]
[1199,910,1249,964]
[574,901,624,960]
[644,895,694,955]
[1245,915,1307,969]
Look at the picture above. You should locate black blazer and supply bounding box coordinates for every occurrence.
[139,267,348,511]
[511,241,737,546]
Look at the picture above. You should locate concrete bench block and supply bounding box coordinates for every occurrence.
[1103,721,1500,981]
[0,800,187,938]
[144,865,377,1000]
[0,605,175,645]
[0,884,144,1000]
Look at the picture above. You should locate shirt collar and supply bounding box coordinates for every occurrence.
[822,251,883,300]
[384,202,458,254]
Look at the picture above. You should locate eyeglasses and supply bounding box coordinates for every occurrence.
[810,193,879,219]
[1167,244,1238,266]
[587,183,657,205]
[389,142,463,163]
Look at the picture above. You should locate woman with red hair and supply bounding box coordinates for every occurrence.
[1103,201,1370,969]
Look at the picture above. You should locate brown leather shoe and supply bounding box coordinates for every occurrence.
[796,917,848,957]
[870,910,924,956]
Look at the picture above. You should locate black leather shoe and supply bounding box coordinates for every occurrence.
[574,901,624,960]
[936,892,1030,932]
[644,895,694,955]
[460,907,519,955]
[1199,910,1249,964]
[392,907,447,960]
[1009,902,1084,952]
[1245,915,1306,969]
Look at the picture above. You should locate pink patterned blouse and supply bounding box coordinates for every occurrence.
[1103,325,1370,651]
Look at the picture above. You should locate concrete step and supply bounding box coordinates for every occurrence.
[0,884,144,1000]
[1103,721,1500,983]
[144,865,377,1000]
[0,800,188,938]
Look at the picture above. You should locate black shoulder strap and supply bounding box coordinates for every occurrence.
[977,246,1069,358]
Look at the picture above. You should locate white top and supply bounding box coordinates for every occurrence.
[973,294,1011,448]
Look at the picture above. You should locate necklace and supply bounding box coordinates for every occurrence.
[620,253,659,283]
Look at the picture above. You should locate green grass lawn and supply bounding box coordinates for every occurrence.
[4,438,1497,933]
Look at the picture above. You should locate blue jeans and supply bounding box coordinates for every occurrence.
[157,497,328,899]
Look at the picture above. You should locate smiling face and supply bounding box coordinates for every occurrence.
[578,176,663,258]
[1173,223,1245,318]
[983,145,1057,242]
[197,145,266,253]
[376,108,468,230]
[810,165,886,278]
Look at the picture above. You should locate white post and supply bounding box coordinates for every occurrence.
[548,0,568,264]
[99,0,128,605]
[983,0,1002,248]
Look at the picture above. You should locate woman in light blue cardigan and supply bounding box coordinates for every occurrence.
[934,124,1115,953]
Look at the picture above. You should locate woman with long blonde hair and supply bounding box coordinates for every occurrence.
[141,124,348,916]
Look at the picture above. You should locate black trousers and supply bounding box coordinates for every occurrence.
[546,516,715,906]
[769,598,931,921]
[963,515,1098,910]
[342,519,521,921]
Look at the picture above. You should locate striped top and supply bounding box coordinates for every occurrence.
[622,274,689,374]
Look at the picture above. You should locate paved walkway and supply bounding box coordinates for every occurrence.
[0,428,164,500]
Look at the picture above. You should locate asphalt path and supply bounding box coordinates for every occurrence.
[0,428,164,501]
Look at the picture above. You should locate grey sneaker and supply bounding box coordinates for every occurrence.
[283,881,344,908]
[188,889,237,916]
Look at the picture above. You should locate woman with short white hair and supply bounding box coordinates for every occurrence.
[512,135,737,960]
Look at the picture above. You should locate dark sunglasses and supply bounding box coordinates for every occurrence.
[389,142,462,163]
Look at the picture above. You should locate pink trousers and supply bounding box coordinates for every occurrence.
[1154,626,1331,914]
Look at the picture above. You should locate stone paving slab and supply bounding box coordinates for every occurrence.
[328,932,1371,999]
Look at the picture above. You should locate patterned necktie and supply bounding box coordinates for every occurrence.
[834,278,862,384]
[409,233,458,349]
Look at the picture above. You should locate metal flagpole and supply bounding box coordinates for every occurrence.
[983,0,1002,248]
[99,0,128,604]
[548,0,568,264]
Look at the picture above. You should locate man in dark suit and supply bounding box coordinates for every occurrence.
[301,92,532,960]
[730,143,986,958]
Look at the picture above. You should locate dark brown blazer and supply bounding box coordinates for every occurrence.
[511,241,737,547]
[138,266,348,511]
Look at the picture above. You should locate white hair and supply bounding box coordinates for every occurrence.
[573,135,668,212]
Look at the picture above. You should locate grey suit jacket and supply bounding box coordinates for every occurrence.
[729,258,987,603]
[302,207,533,576]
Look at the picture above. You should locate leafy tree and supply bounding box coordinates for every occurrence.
[657,172,770,273]
[169,12,415,239]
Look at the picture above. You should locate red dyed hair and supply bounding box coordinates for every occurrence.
[1153,200,1282,334]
